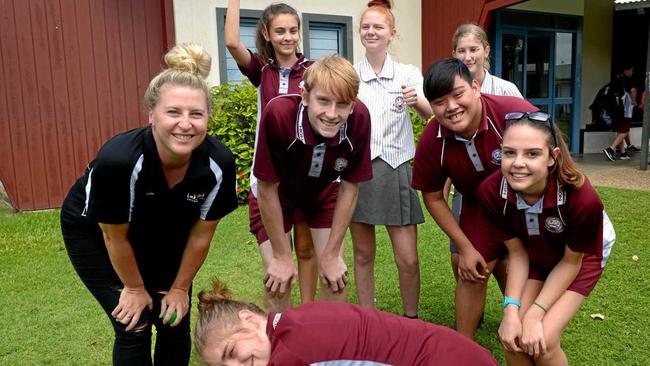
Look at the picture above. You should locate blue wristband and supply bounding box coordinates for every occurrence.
[502,296,521,309]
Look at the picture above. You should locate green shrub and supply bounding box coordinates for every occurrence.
[410,107,432,145]
[208,80,257,203]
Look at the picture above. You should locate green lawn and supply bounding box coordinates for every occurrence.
[1,186,648,365]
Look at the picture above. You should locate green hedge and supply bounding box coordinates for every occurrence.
[208,80,431,203]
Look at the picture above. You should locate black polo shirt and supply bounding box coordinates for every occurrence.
[67,127,237,290]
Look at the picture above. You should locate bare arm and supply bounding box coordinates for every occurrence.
[422,190,488,281]
[521,246,583,357]
[99,223,152,331]
[225,0,252,68]
[160,219,219,326]
[320,179,358,292]
[499,237,529,352]
[257,179,296,294]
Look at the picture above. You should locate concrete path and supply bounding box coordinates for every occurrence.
[576,152,650,191]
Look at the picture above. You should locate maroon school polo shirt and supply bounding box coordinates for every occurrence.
[479,171,606,274]
[239,49,313,112]
[412,94,537,203]
[253,95,372,201]
[266,302,499,366]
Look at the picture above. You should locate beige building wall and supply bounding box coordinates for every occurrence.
[508,0,614,130]
[173,0,423,85]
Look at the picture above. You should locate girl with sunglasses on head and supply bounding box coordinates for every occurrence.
[478,111,615,365]
[225,0,316,310]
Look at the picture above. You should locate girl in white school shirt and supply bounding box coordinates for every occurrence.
[350,0,432,319]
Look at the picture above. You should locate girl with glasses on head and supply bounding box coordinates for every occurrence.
[478,112,615,365]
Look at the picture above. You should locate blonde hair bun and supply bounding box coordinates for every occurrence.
[164,43,211,80]
[197,278,233,312]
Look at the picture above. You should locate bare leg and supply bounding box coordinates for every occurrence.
[386,224,420,317]
[350,222,376,307]
[293,221,317,303]
[451,253,460,282]
[455,260,496,338]
[310,228,347,303]
[259,240,292,312]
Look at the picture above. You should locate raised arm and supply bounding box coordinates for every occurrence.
[99,222,153,331]
[422,190,488,281]
[225,0,252,68]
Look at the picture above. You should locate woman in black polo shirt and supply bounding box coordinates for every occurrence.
[60,43,238,365]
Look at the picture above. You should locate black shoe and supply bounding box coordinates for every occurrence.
[603,147,615,161]
[627,145,641,152]
[620,152,631,160]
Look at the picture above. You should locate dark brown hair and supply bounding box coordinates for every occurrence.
[255,3,301,65]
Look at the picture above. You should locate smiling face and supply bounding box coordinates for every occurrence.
[148,84,208,165]
[302,85,355,139]
[200,311,271,366]
[501,124,559,204]
[429,75,482,139]
[359,9,395,54]
[265,13,300,60]
[453,34,489,78]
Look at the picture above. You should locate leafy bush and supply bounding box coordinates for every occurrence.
[208,80,257,203]
[410,107,432,145]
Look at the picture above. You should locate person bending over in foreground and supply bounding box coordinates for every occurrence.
[251,55,372,310]
[61,43,238,365]
[479,111,615,365]
[412,58,536,339]
[194,279,499,366]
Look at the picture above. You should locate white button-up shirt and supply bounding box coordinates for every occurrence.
[481,69,523,97]
[355,55,424,168]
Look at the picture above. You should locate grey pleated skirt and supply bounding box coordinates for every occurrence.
[352,158,424,226]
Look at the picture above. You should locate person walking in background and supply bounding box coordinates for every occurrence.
[350,0,432,319]
[412,58,536,339]
[479,111,615,365]
[193,279,499,366]
[448,22,525,295]
[603,64,637,161]
[61,43,238,365]
[251,55,372,310]
[225,0,318,307]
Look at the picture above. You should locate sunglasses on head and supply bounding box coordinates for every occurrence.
[504,111,557,147]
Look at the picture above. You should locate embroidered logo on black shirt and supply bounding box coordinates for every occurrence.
[186,193,206,203]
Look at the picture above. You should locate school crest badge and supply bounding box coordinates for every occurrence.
[334,158,348,171]
[544,217,564,233]
[491,149,502,165]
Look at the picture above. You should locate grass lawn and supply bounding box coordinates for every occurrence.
[0,186,648,365]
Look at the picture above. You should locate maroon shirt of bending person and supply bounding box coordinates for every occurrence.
[253,94,372,203]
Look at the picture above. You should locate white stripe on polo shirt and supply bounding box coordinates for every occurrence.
[355,55,424,168]
[200,157,224,220]
[601,210,615,267]
[128,154,145,222]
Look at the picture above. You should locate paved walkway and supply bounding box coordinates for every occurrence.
[575,152,650,191]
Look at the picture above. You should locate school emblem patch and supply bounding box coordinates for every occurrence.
[334,158,348,171]
[491,149,502,165]
[544,217,564,233]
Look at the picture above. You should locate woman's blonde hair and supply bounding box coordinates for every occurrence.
[194,279,265,360]
[302,55,360,104]
[452,23,491,70]
[143,43,212,114]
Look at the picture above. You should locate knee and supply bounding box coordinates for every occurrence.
[395,255,419,274]
[354,247,375,266]
[294,240,315,260]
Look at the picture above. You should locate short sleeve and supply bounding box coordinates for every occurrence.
[341,101,373,183]
[564,184,604,255]
[412,123,447,192]
[203,140,239,221]
[237,49,263,87]
[253,101,287,182]
[478,174,517,240]
[87,153,137,224]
